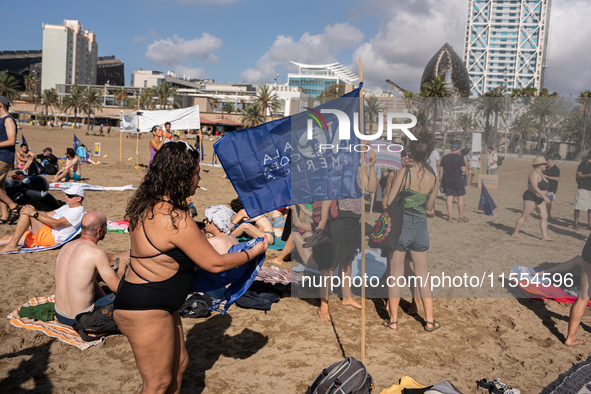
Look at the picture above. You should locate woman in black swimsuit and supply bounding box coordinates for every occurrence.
[114,142,267,394]
[512,156,553,241]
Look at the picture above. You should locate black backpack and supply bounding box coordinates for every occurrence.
[235,291,280,311]
[496,154,503,166]
[305,357,374,394]
[72,294,120,342]
[179,293,212,319]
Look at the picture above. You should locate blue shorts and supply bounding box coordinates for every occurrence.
[397,214,429,252]
[55,294,115,326]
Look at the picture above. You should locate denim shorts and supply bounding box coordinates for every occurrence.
[397,214,429,252]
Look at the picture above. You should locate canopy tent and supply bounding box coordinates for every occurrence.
[120,106,200,133]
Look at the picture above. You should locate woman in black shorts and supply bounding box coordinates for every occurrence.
[512,156,553,241]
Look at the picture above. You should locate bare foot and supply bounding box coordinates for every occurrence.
[542,237,554,241]
[0,244,19,253]
[318,307,331,322]
[511,233,520,238]
[269,258,285,265]
[341,298,362,309]
[565,337,585,346]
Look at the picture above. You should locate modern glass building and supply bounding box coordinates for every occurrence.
[463,0,552,97]
[287,62,358,98]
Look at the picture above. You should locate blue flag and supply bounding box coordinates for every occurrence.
[478,181,497,216]
[21,134,28,147]
[214,86,362,217]
[189,238,265,314]
[73,134,89,162]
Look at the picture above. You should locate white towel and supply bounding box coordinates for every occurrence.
[205,205,235,235]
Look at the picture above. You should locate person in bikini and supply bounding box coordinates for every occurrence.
[51,148,81,182]
[229,198,276,245]
[54,212,129,326]
[203,205,239,254]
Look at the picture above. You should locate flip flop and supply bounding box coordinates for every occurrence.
[458,217,469,222]
[381,320,398,330]
[424,320,441,332]
[476,378,495,391]
[574,225,581,230]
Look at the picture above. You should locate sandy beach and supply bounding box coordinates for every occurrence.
[0,124,589,393]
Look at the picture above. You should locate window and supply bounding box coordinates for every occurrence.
[144,81,147,88]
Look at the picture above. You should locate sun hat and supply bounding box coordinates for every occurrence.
[532,156,547,166]
[63,185,85,198]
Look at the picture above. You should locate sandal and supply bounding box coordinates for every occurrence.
[458,217,469,222]
[7,205,21,224]
[424,320,441,332]
[381,320,398,330]
[574,225,581,230]
[476,378,495,392]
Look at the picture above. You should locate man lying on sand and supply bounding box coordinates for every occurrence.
[0,185,86,253]
[54,212,129,326]
[203,205,238,254]
[230,198,275,245]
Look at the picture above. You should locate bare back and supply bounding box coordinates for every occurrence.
[208,233,239,255]
[55,239,108,314]
[68,156,81,174]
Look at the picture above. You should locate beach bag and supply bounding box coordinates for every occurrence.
[235,291,280,311]
[72,294,120,342]
[496,154,503,166]
[312,200,338,223]
[179,293,212,319]
[368,168,408,251]
[305,357,374,394]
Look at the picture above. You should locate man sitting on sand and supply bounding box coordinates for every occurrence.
[51,148,81,182]
[15,143,35,170]
[54,212,128,326]
[0,185,86,253]
[204,205,238,254]
[230,198,275,245]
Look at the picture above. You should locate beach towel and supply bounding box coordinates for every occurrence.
[512,266,591,306]
[190,237,265,314]
[0,226,81,254]
[540,355,591,394]
[50,182,136,192]
[107,219,129,234]
[237,236,286,251]
[7,295,107,350]
[255,266,302,285]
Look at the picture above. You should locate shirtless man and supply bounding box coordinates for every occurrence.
[51,148,81,182]
[203,205,238,254]
[230,198,275,245]
[54,212,128,326]
[15,143,35,170]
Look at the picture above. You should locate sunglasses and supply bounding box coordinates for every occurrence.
[401,151,414,160]
[65,194,77,198]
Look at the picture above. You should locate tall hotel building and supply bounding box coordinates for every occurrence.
[287,62,358,98]
[41,20,98,91]
[463,0,552,97]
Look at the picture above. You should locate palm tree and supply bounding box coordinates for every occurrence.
[403,91,416,112]
[115,88,128,107]
[563,110,591,159]
[0,72,20,102]
[240,104,265,128]
[529,96,558,152]
[254,85,281,121]
[457,113,476,148]
[24,75,36,94]
[61,85,84,125]
[577,90,591,158]
[476,86,505,149]
[81,87,103,130]
[222,102,235,114]
[36,88,59,124]
[155,81,176,109]
[419,76,453,131]
[212,98,221,112]
[365,96,383,133]
[511,114,537,157]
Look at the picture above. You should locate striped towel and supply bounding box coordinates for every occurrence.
[7,295,107,350]
[0,227,81,255]
[255,266,301,285]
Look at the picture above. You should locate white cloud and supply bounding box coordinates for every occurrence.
[132,36,146,44]
[173,65,208,79]
[240,22,364,83]
[145,33,223,66]
[351,0,465,93]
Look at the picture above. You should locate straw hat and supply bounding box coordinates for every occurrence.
[532,156,547,166]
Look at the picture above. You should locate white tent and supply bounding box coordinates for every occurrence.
[120,106,200,133]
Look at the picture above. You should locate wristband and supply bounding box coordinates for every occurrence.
[243,250,251,262]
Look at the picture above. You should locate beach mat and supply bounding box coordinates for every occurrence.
[255,266,301,285]
[540,355,591,394]
[50,182,135,192]
[0,227,81,255]
[518,283,591,307]
[7,295,107,350]
[238,236,286,251]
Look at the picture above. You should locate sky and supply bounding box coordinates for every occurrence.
[2,0,590,96]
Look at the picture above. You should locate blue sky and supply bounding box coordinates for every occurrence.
[3,0,590,95]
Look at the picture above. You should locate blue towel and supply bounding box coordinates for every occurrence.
[190,237,265,314]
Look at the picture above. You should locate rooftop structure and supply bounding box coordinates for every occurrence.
[463,0,552,97]
[287,61,358,98]
[421,43,471,96]
[97,56,124,86]
[0,50,42,90]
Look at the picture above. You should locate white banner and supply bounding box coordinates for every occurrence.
[120,106,200,133]
[472,133,482,153]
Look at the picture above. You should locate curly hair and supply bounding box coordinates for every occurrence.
[230,198,244,213]
[407,130,435,166]
[125,142,199,231]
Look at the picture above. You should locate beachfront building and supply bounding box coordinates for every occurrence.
[463,0,552,97]
[41,20,98,91]
[97,56,124,86]
[287,62,358,98]
[0,50,42,92]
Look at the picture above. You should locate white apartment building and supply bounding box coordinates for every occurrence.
[41,20,97,91]
[463,0,552,97]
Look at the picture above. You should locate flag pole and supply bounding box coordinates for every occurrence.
[135,100,140,169]
[119,113,123,162]
[358,57,367,364]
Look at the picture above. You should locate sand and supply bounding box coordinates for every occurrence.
[0,124,589,393]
